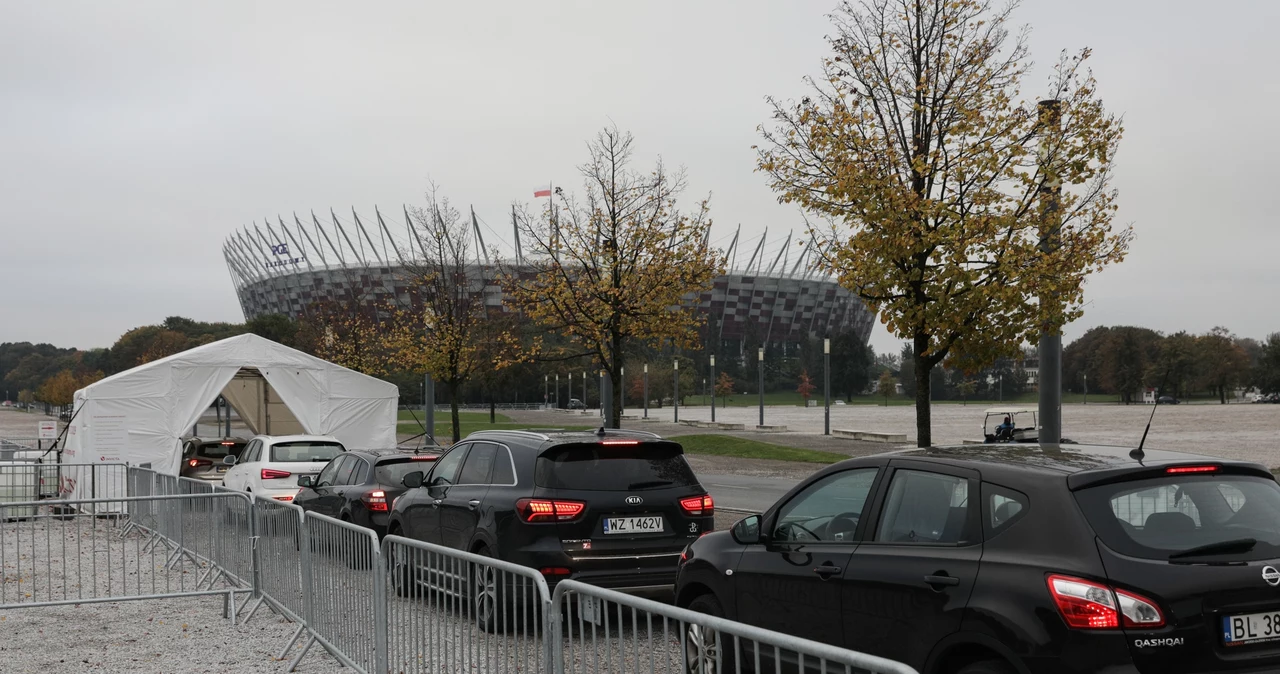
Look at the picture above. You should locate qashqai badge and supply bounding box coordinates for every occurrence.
[625,495,643,505]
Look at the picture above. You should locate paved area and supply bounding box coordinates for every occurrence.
[516,402,1280,467]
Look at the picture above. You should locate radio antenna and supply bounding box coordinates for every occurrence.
[1130,366,1173,461]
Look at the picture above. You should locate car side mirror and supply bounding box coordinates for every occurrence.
[297,475,315,488]
[731,514,764,545]
[222,455,237,466]
[402,471,424,489]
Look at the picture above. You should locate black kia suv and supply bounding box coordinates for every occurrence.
[675,443,1280,674]
[387,428,714,596]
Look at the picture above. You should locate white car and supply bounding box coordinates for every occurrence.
[221,434,346,502]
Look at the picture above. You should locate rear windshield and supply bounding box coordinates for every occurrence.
[535,443,698,491]
[193,442,244,460]
[271,442,344,463]
[1075,475,1280,562]
[375,458,436,486]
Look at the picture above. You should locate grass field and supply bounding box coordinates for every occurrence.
[673,434,848,464]
[397,414,591,442]
[700,391,1124,407]
[397,410,513,423]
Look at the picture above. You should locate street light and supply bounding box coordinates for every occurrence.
[544,374,549,410]
[582,371,586,410]
[710,355,716,422]
[556,373,560,409]
[1083,373,1088,405]
[757,347,765,427]
[823,338,831,436]
[620,366,625,417]
[643,364,649,419]
[673,359,680,424]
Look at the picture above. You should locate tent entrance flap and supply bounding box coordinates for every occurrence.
[220,368,305,437]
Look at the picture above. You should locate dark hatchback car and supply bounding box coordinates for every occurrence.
[676,443,1280,674]
[387,429,714,595]
[180,437,247,482]
[294,449,440,536]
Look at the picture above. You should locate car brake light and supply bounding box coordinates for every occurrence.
[220,441,236,446]
[515,498,586,522]
[362,489,389,512]
[1165,465,1218,474]
[1047,575,1164,630]
[679,495,715,516]
[261,468,292,480]
[411,456,437,461]
[272,495,294,502]
[600,439,639,446]
[539,567,572,576]
[188,458,212,468]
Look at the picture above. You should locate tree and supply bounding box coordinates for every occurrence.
[1195,327,1250,404]
[36,369,103,407]
[1255,333,1280,395]
[1149,331,1196,398]
[245,314,299,347]
[714,371,735,406]
[955,379,978,405]
[385,189,523,442]
[876,371,897,406]
[757,0,1128,447]
[17,389,34,409]
[1099,328,1152,404]
[831,332,874,399]
[507,127,723,428]
[796,370,817,405]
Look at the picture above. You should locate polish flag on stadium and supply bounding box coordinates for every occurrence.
[533,184,552,198]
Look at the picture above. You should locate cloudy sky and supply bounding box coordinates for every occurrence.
[2,0,1276,355]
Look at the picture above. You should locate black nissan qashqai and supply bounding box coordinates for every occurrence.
[675,443,1280,674]
[387,428,714,597]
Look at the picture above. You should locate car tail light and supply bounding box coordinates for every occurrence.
[600,439,639,446]
[411,456,437,461]
[261,468,292,480]
[272,495,294,502]
[219,441,236,446]
[188,458,212,468]
[362,489,389,512]
[539,567,572,576]
[1047,575,1164,630]
[679,495,715,516]
[1166,465,1218,474]
[515,498,586,522]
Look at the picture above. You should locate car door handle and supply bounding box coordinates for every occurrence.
[812,565,842,579]
[924,574,960,589]
[467,499,481,510]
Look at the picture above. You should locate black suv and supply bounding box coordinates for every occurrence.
[387,429,714,596]
[675,443,1280,674]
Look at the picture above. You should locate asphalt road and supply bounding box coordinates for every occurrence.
[700,472,799,513]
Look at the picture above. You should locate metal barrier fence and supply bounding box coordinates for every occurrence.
[0,464,917,674]
[297,511,386,673]
[0,492,252,616]
[550,580,918,674]
[382,535,552,674]
[0,461,129,511]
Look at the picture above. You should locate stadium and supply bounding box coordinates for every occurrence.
[223,208,875,357]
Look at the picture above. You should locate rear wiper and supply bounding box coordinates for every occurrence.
[1168,538,1257,560]
[626,480,673,489]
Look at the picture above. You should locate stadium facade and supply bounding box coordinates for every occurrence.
[223,209,875,357]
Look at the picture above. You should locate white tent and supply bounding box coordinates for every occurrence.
[63,334,398,499]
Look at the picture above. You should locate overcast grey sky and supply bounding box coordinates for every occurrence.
[2,0,1276,355]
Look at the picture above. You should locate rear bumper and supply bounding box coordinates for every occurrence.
[510,547,681,599]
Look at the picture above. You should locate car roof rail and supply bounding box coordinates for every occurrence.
[468,430,554,442]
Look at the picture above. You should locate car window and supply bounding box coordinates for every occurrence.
[375,458,437,486]
[429,445,469,488]
[875,469,974,545]
[271,441,344,463]
[316,456,344,487]
[983,482,1029,537]
[458,443,497,485]
[334,456,358,485]
[491,446,515,485]
[772,468,878,544]
[350,460,368,485]
[1075,475,1280,561]
[535,443,698,490]
[196,441,242,461]
[243,440,260,463]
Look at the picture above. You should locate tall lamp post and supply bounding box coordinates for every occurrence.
[710,355,716,422]
[643,364,649,419]
[673,359,680,424]
[544,375,549,410]
[757,347,765,427]
[620,366,625,417]
[1083,373,1088,405]
[823,338,831,436]
[582,371,586,411]
[555,373,560,409]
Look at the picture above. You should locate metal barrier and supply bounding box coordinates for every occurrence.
[0,461,129,509]
[382,535,553,674]
[248,495,307,625]
[0,492,253,617]
[550,580,918,674]
[293,510,386,673]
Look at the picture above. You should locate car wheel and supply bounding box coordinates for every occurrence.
[472,545,502,633]
[685,594,734,674]
[956,660,1016,674]
[390,529,423,599]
